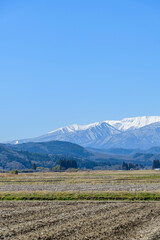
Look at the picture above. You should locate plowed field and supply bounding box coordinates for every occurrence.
[0,201,160,240]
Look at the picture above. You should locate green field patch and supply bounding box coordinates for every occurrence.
[1,191,160,201]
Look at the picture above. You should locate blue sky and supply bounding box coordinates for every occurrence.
[0,0,160,141]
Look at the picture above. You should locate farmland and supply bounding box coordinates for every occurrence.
[1,170,160,239]
[0,170,160,192]
[1,201,160,239]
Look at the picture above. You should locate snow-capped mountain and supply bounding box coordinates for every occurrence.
[12,122,121,146]
[11,116,160,149]
[104,122,160,149]
[106,116,160,131]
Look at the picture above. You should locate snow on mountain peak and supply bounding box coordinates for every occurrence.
[10,116,160,149]
[48,121,101,134]
[47,116,160,135]
[106,116,160,131]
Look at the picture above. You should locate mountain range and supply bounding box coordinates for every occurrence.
[2,140,160,170]
[10,116,160,149]
[1,141,95,170]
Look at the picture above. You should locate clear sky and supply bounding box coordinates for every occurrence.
[0,0,160,142]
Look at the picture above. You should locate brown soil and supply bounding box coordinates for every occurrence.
[0,201,160,240]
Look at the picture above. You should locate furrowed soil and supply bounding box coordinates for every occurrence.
[0,201,160,240]
[1,171,160,239]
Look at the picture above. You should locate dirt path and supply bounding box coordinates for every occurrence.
[0,201,160,240]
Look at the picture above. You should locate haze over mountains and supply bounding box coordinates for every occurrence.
[11,116,160,149]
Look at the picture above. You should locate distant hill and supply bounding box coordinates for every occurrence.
[2,140,160,171]
[145,147,160,154]
[87,147,138,155]
[88,147,160,167]
[0,143,61,170]
[9,140,91,158]
[0,141,95,170]
[0,144,32,170]
[88,146,160,156]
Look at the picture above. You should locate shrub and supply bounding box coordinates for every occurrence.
[10,169,18,174]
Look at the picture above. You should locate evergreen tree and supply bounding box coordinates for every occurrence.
[152,160,160,169]
[57,159,77,170]
[122,161,128,170]
[32,163,37,170]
